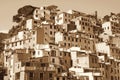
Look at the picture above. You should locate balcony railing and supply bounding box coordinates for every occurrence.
[92,72,102,76]
[21,66,56,71]
[21,66,36,71]
[38,67,56,71]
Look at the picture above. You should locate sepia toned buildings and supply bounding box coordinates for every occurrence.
[1,5,120,80]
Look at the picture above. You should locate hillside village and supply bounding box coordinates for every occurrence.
[0,5,120,80]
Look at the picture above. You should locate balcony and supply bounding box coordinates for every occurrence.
[21,66,56,72]
[38,67,56,71]
[92,72,102,76]
[84,68,101,73]
[47,67,56,71]
[21,66,36,71]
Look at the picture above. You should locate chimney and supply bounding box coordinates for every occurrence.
[95,11,97,20]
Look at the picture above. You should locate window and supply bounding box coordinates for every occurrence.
[15,42,17,46]
[65,13,67,17]
[52,58,55,63]
[40,59,42,62]
[111,76,113,80]
[104,27,106,30]
[18,64,19,68]
[50,25,52,29]
[50,31,52,35]
[76,38,78,42]
[85,23,87,26]
[64,37,66,40]
[79,39,81,42]
[65,19,67,22]
[63,77,65,80]
[88,28,90,31]
[111,68,113,73]
[41,63,45,67]
[75,45,77,47]
[88,47,90,50]
[68,37,70,40]
[36,10,38,13]
[95,58,97,63]
[29,72,33,77]
[82,22,84,25]
[6,44,9,47]
[33,31,35,34]
[77,59,79,63]
[6,56,7,62]
[51,51,56,56]
[60,52,62,56]
[33,51,35,55]
[79,21,81,24]
[68,53,70,56]
[50,46,52,48]
[83,26,85,29]
[26,62,30,66]
[33,44,35,47]
[35,15,38,17]
[38,51,40,55]
[49,73,52,78]
[64,53,66,56]
[64,43,66,46]
[34,21,37,24]
[40,73,43,80]
[85,46,87,49]
[81,18,83,20]
[54,26,56,29]
[68,43,70,47]
[58,68,61,73]
[68,19,70,22]
[72,38,74,41]
[57,77,59,80]
[90,35,92,38]
[94,77,97,80]
[92,58,94,63]
[20,41,22,45]
[58,29,60,31]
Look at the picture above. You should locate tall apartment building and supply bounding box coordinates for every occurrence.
[102,13,120,36]
[96,42,120,59]
[102,21,120,35]
[96,13,120,59]
[69,49,102,80]
[95,13,120,80]
[55,10,85,25]
[97,52,120,80]
[55,31,96,53]
[55,12,102,53]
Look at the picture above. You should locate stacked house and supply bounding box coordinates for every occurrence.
[3,5,120,80]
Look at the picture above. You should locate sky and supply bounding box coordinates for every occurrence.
[0,0,120,33]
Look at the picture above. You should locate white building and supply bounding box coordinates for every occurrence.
[102,21,120,35]
[96,42,120,59]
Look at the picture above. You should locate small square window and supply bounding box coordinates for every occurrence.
[50,31,52,35]
[50,25,52,29]
[83,26,85,29]
[35,15,38,17]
